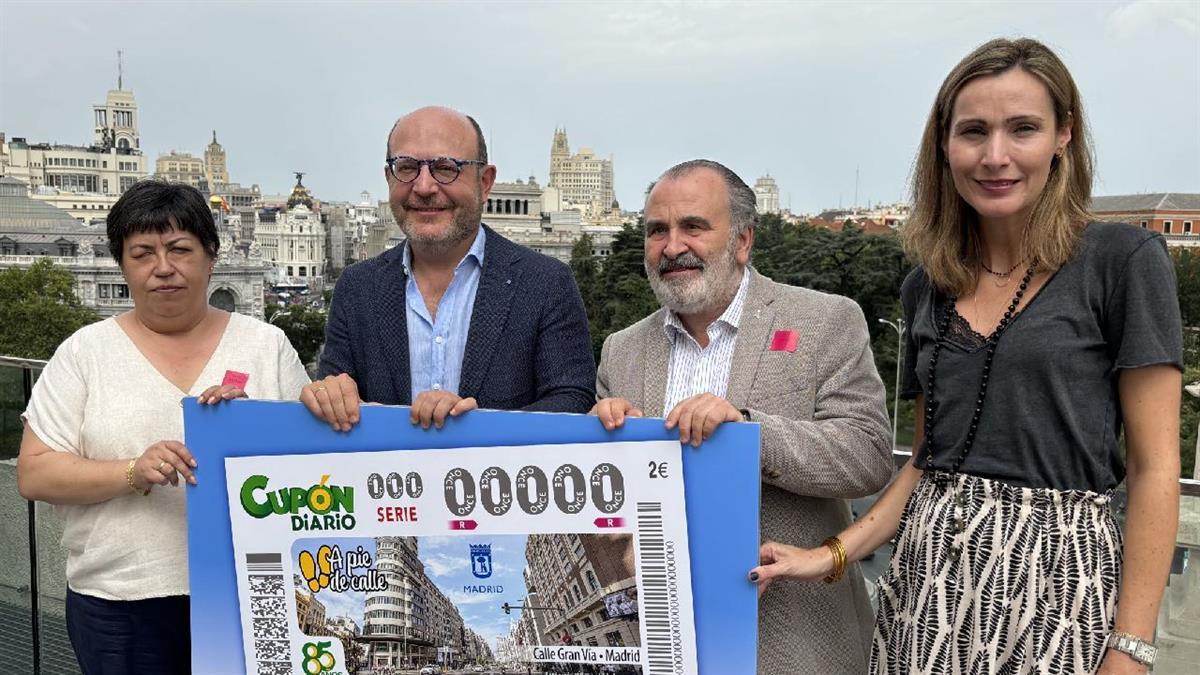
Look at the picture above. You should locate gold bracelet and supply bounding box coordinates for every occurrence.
[822,536,847,583]
[126,459,149,496]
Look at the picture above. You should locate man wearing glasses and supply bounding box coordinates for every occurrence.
[304,107,595,430]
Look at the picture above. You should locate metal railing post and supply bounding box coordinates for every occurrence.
[22,365,41,675]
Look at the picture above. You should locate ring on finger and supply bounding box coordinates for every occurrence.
[157,460,168,473]
[315,385,327,393]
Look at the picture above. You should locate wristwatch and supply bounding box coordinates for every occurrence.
[1107,631,1157,667]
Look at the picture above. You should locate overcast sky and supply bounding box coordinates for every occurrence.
[1,1,1196,214]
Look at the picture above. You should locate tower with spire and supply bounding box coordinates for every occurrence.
[548,127,570,187]
[205,131,229,186]
[92,51,140,151]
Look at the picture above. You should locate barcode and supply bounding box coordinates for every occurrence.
[638,501,676,675]
[245,553,290,675]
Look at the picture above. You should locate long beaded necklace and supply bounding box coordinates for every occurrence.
[923,263,1036,557]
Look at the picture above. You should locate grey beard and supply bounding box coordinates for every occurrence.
[646,243,742,318]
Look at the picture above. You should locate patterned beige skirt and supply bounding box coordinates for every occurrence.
[871,470,1122,674]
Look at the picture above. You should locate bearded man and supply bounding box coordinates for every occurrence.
[310,107,595,429]
[592,159,893,674]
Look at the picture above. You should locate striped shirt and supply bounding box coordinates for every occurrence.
[662,267,751,412]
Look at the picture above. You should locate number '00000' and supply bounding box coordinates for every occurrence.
[443,464,625,517]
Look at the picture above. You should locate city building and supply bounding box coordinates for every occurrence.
[547,128,615,220]
[253,174,326,289]
[523,534,640,651]
[213,182,262,210]
[363,199,403,259]
[324,190,379,271]
[0,80,149,220]
[362,537,487,670]
[0,177,269,318]
[754,174,781,215]
[205,130,230,186]
[295,580,328,635]
[1092,193,1200,248]
[483,177,544,231]
[154,151,206,188]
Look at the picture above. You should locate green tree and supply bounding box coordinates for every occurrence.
[1173,248,1200,331]
[1181,363,1199,480]
[590,222,659,357]
[569,234,602,352]
[0,258,100,359]
[267,301,327,366]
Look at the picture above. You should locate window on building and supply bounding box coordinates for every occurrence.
[605,631,625,647]
[99,284,110,299]
[582,617,593,628]
[287,266,294,276]
[299,267,307,277]
[114,284,130,299]
[1164,221,1173,234]
[585,570,599,593]
[1185,221,1194,234]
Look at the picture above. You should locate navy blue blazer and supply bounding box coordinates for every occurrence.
[318,225,596,413]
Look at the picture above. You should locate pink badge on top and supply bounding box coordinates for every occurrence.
[221,370,249,389]
[770,329,799,353]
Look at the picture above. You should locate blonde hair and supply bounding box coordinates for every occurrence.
[903,37,1094,296]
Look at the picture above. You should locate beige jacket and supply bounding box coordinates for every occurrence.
[597,269,893,674]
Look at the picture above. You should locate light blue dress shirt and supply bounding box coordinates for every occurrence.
[403,227,486,401]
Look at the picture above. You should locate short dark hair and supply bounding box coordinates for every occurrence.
[106,179,220,264]
[466,114,488,164]
[647,159,759,236]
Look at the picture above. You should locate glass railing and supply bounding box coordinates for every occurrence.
[1,355,80,675]
[2,355,1197,673]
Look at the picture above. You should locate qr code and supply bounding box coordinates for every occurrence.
[253,617,288,640]
[256,662,292,675]
[251,596,286,618]
[254,638,290,662]
[249,574,285,596]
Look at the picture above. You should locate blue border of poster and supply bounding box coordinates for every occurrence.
[185,399,760,674]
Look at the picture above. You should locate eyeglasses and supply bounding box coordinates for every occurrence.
[385,155,486,185]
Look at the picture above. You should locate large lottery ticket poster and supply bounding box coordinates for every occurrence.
[185,401,760,675]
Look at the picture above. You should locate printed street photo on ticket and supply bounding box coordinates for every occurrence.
[224,440,696,675]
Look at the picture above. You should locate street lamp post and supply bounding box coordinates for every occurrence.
[878,317,906,452]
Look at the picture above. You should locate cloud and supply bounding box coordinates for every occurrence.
[422,552,463,578]
[1105,0,1199,40]
[445,589,504,606]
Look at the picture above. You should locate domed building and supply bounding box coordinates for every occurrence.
[253,173,326,290]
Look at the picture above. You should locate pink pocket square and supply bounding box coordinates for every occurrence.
[770,329,799,352]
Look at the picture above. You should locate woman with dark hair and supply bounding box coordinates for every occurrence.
[751,38,1181,674]
[17,179,309,673]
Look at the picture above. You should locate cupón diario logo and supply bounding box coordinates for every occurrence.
[240,474,356,531]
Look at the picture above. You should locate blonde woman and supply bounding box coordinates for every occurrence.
[751,38,1181,674]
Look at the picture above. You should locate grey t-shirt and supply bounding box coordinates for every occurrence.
[901,222,1182,492]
